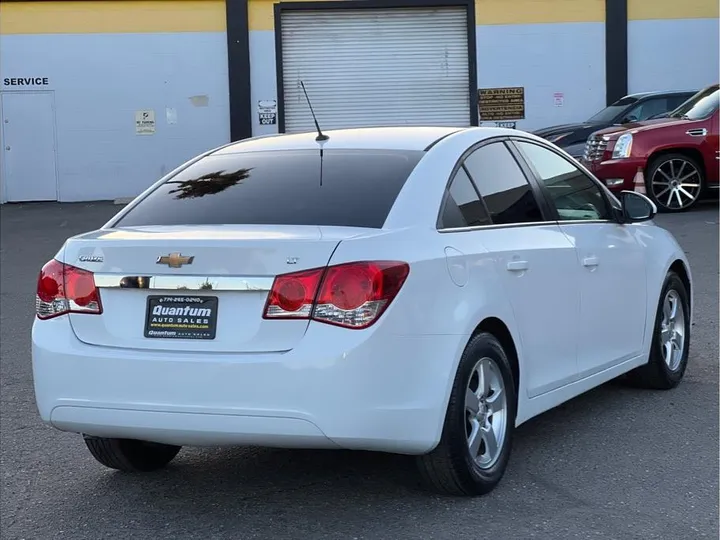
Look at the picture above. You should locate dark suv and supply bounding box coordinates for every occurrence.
[533,90,697,159]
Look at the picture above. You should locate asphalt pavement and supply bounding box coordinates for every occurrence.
[1,201,718,540]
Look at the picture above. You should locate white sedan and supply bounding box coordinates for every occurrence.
[32,126,692,496]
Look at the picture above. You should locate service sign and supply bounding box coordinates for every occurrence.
[3,77,50,87]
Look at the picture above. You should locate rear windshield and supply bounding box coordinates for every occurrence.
[114,149,424,229]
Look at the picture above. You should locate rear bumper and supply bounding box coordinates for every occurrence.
[32,316,464,455]
[584,157,647,192]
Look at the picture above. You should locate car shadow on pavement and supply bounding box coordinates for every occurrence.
[84,379,655,506]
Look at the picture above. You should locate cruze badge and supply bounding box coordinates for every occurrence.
[156,252,194,268]
[78,255,104,263]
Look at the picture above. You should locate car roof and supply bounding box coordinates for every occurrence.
[211,126,467,154]
[624,90,696,100]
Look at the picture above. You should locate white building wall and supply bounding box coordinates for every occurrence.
[0,32,230,202]
[628,18,719,94]
[476,22,606,131]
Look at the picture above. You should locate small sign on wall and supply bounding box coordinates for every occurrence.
[258,99,277,125]
[135,110,156,135]
[553,92,565,107]
[478,87,525,121]
[495,121,517,129]
[166,107,178,125]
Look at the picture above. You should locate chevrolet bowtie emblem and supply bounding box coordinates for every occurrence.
[156,252,194,268]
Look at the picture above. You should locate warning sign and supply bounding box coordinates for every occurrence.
[135,109,156,135]
[478,87,525,121]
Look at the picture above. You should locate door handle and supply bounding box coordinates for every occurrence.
[685,128,707,137]
[506,260,529,272]
[582,256,599,267]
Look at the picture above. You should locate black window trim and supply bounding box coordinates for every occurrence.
[436,136,555,232]
[507,136,622,225]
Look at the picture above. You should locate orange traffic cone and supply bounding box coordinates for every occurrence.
[633,167,646,194]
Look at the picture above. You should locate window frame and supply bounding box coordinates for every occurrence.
[435,136,554,232]
[507,137,621,224]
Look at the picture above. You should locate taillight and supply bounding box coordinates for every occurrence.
[35,259,102,320]
[263,261,409,329]
[263,267,325,319]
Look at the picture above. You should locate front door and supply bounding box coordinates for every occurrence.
[1,91,58,202]
[513,140,647,378]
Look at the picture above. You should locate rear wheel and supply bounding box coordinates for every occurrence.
[626,271,691,389]
[417,332,516,496]
[647,153,704,213]
[83,435,181,472]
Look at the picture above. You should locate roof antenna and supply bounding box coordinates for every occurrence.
[300,80,329,142]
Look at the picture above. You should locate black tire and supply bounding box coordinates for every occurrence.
[83,435,181,472]
[626,271,691,390]
[417,332,517,496]
[646,153,704,213]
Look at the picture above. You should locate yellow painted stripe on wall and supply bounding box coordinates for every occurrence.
[248,0,604,31]
[0,0,226,35]
[629,0,718,20]
[476,0,603,25]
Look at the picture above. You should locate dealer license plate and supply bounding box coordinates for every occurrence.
[144,295,219,340]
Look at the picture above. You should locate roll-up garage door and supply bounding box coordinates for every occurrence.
[279,7,471,133]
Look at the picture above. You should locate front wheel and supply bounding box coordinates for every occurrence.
[626,271,691,389]
[646,153,704,213]
[417,332,516,496]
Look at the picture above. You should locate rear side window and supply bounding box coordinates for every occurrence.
[114,149,424,229]
[463,142,544,225]
[439,167,491,229]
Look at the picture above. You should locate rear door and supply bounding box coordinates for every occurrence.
[513,139,647,377]
[65,148,424,353]
[451,140,581,397]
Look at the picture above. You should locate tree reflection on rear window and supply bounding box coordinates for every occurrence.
[114,149,424,229]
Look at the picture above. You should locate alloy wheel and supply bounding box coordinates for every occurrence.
[465,357,508,469]
[650,158,702,211]
[660,289,686,371]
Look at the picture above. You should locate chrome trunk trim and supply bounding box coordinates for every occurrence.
[93,274,274,292]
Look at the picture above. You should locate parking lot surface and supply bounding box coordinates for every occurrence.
[1,201,718,540]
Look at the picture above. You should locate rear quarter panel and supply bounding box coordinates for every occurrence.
[328,227,526,429]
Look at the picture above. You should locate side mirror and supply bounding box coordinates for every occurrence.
[619,190,657,222]
[621,115,638,124]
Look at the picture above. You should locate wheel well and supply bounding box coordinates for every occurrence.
[669,259,692,310]
[647,148,706,180]
[472,317,520,398]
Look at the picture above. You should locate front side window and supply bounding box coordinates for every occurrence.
[463,142,544,225]
[669,85,720,118]
[438,167,491,229]
[515,141,610,221]
[114,149,424,229]
[587,96,639,123]
[681,89,720,121]
[625,98,669,122]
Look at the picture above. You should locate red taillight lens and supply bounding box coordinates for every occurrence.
[263,268,324,319]
[35,259,102,320]
[315,261,409,328]
[263,261,409,329]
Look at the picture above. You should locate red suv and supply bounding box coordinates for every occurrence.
[581,84,719,212]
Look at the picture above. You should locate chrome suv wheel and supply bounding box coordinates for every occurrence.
[647,153,704,213]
